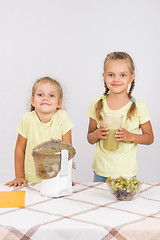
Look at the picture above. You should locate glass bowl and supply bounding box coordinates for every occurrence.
[106,176,142,201]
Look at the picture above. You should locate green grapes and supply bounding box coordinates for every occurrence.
[106,176,142,201]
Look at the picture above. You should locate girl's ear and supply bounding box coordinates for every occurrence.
[130,73,135,83]
[57,99,62,109]
[31,96,35,107]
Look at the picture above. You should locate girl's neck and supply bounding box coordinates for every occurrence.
[106,93,130,110]
[35,111,55,123]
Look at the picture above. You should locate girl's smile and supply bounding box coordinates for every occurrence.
[40,102,51,106]
[111,83,122,87]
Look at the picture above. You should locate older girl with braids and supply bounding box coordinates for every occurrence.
[87,52,154,182]
[6,77,74,187]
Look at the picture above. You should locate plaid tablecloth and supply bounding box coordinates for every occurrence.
[0,182,160,240]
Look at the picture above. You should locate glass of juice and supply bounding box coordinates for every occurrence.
[103,113,123,150]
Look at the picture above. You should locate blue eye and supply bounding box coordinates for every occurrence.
[108,74,113,77]
[50,94,54,97]
[38,93,42,96]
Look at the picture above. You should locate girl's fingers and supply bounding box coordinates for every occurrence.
[99,125,108,131]
[23,181,28,186]
[115,133,123,138]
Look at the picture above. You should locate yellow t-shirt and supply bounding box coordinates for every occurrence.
[17,110,74,183]
[86,97,151,178]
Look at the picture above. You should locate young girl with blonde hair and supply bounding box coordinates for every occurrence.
[6,76,74,187]
[87,52,154,182]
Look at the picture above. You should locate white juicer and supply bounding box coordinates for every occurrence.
[32,139,76,198]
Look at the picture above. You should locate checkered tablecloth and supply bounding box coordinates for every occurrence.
[0,182,160,240]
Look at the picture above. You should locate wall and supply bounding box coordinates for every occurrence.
[0,0,159,183]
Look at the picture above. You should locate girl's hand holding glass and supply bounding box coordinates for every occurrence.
[115,128,132,142]
[96,125,109,140]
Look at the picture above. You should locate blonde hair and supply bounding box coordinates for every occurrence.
[95,52,136,121]
[30,76,63,111]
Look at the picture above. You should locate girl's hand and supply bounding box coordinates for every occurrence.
[5,177,28,188]
[87,118,109,145]
[115,128,132,142]
[95,125,109,140]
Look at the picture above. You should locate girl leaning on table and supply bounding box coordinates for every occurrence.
[5,76,74,187]
[87,52,154,182]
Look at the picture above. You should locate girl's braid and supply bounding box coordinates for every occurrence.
[104,82,109,96]
[128,79,135,98]
[95,82,109,121]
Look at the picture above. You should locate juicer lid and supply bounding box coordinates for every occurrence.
[32,139,76,160]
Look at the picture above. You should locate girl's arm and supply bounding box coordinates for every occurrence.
[87,117,108,145]
[5,134,27,187]
[62,129,72,144]
[116,120,154,145]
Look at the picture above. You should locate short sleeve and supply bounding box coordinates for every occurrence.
[86,97,100,120]
[138,99,151,124]
[16,113,29,139]
[61,111,74,136]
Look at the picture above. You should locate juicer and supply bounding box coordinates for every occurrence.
[32,139,76,198]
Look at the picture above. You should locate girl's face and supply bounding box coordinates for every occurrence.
[31,81,62,116]
[103,60,135,95]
